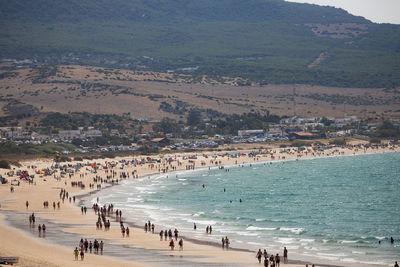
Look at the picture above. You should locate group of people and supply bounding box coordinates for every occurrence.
[221,236,230,249]
[92,203,114,230]
[120,221,129,237]
[28,213,46,237]
[28,213,36,225]
[155,225,185,251]
[37,223,46,237]
[144,221,155,233]
[159,228,179,241]
[74,238,104,260]
[256,249,285,267]
[168,238,184,251]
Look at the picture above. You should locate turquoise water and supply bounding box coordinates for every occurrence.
[92,152,400,266]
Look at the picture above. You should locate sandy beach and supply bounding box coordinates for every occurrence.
[0,141,398,267]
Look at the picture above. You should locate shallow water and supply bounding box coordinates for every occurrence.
[90,152,400,266]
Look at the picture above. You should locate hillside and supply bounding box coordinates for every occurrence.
[0,0,400,88]
[1,65,399,127]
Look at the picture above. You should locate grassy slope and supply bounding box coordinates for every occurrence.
[0,0,399,87]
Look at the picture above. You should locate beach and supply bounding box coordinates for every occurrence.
[0,141,398,267]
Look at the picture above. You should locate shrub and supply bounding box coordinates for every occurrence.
[59,155,71,162]
[329,138,346,146]
[0,159,11,169]
[369,137,381,144]
[291,141,310,147]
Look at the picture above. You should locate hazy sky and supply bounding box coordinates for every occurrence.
[285,0,400,24]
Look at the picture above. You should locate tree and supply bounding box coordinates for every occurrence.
[187,109,201,126]
[154,117,181,134]
[71,138,83,146]
[320,117,334,127]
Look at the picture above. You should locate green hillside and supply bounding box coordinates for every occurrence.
[1,0,399,87]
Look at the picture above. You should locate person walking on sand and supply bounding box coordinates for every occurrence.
[275,253,280,267]
[26,201,29,209]
[169,239,175,250]
[256,249,263,263]
[121,226,125,237]
[126,227,130,237]
[160,230,164,240]
[269,254,275,266]
[100,240,104,254]
[222,237,225,248]
[174,228,179,240]
[74,247,79,260]
[264,256,269,267]
[179,238,183,250]
[80,249,84,260]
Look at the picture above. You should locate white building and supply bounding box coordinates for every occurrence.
[238,129,264,137]
[58,130,81,140]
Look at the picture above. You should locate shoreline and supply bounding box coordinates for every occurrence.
[80,150,400,267]
[1,143,399,266]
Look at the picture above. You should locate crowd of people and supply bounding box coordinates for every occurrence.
[74,238,104,261]
[255,247,289,267]
[11,147,398,265]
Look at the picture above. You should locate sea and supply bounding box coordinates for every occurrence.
[85,152,400,266]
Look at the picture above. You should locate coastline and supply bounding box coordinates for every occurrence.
[80,149,400,267]
[1,143,399,266]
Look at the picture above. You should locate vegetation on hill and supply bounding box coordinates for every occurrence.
[1,0,400,87]
[39,112,138,134]
[372,121,400,139]
[0,141,76,155]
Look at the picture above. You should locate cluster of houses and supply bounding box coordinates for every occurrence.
[0,115,392,153]
[0,127,102,143]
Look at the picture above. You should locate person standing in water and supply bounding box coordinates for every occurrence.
[225,237,229,249]
[283,247,288,263]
